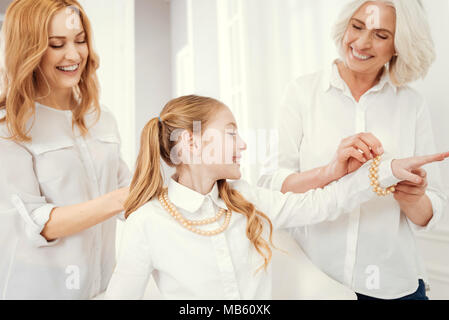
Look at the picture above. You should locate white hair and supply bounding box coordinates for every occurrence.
[331,0,436,87]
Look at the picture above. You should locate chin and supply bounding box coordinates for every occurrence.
[222,169,242,181]
[60,79,81,88]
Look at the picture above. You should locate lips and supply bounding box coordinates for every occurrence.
[56,63,80,73]
[350,46,374,61]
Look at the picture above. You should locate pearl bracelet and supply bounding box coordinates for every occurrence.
[369,155,397,196]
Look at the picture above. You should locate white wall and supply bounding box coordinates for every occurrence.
[411,0,449,300]
[79,0,136,168]
[135,0,172,152]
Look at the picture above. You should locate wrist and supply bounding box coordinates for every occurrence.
[104,190,125,215]
[322,163,339,184]
[398,194,426,211]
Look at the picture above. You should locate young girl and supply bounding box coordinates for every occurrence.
[0,0,130,299]
[105,95,448,300]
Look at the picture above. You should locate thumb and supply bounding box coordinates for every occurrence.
[398,168,423,185]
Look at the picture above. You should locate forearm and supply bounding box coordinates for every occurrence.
[400,195,433,227]
[41,191,124,241]
[281,164,336,194]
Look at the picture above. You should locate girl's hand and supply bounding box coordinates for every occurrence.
[392,152,449,184]
[327,132,384,181]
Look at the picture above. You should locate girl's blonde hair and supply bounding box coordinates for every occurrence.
[125,95,276,271]
[332,0,435,87]
[0,0,100,142]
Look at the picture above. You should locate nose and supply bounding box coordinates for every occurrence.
[354,30,373,50]
[64,42,82,61]
[238,135,247,152]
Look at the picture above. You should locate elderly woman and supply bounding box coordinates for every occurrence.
[258,0,447,300]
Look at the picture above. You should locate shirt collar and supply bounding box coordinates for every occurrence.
[321,59,397,94]
[167,176,228,213]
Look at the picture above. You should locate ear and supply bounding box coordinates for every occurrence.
[179,129,202,156]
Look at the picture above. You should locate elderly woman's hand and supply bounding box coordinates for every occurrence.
[393,168,428,207]
[326,132,384,181]
[390,152,449,226]
[391,152,449,185]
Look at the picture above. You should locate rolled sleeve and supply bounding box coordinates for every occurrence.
[0,140,59,248]
[10,194,59,248]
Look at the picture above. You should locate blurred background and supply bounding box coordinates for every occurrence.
[0,0,448,299]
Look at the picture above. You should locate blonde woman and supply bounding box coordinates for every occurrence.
[258,0,447,300]
[104,95,447,300]
[0,0,130,299]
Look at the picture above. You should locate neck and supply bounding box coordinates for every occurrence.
[36,86,73,111]
[337,61,384,101]
[176,166,216,196]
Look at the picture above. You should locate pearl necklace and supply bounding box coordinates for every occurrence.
[158,188,232,236]
[369,155,397,196]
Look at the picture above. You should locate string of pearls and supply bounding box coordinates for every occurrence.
[369,155,397,196]
[158,188,232,236]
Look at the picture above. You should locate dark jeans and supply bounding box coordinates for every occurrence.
[356,280,429,300]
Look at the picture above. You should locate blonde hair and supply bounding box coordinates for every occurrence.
[332,0,435,87]
[125,95,276,271]
[0,0,100,142]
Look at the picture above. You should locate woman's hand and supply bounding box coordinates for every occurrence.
[391,152,449,184]
[326,132,384,181]
[394,168,428,207]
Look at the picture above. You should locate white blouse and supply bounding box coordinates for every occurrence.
[105,160,399,300]
[0,103,131,299]
[258,61,448,299]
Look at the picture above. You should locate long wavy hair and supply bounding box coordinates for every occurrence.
[0,0,100,142]
[125,95,276,272]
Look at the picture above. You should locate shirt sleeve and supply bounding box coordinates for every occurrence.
[257,80,303,191]
[105,211,153,300]
[104,106,133,221]
[118,157,132,189]
[0,139,59,248]
[237,158,400,229]
[116,158,132,222]
[407,99,448,232]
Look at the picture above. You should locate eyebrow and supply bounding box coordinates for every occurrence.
[351,18,394,35]
[49,31,85,39]
[225,122,237,128]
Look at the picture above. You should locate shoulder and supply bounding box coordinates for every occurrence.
[286,69,326,95]
[395,85,427,114]
[0,135,33,166]
[281,69,326,110]
[87,104,122,141]
[125,197,165,225]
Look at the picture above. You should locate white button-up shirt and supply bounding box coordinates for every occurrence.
[258,61,448,299]
[0,103,131,299]
[105,162,399,300]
